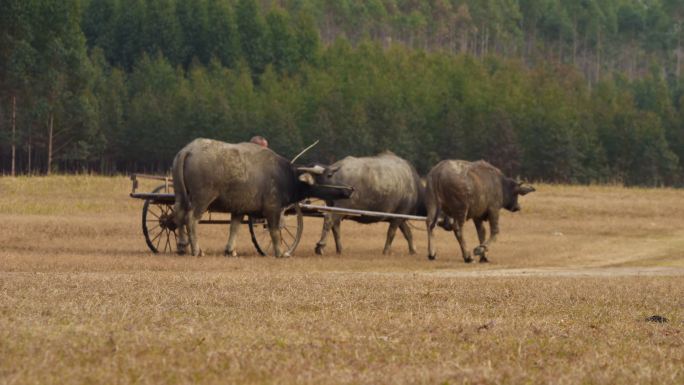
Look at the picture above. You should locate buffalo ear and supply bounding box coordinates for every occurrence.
[518,184,535,195]
[298,173,315,185]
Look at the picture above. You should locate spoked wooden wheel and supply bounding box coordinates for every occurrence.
[248,204,303,256]
[142,185,177,253]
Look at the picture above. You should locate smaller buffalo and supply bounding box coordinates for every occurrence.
[425,160,534,263]
[314,152,425,255]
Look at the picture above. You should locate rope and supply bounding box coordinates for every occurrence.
[408,221,427,231]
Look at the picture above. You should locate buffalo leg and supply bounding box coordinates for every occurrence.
[187,198,214,257]
[473,218,488,263]
[265,210,287,258]
[486,211,500,246]
[174,204,189,255]
[382,220,401,255]
[453,215,472,263]
[224,214,242,257]
[399,221,416,255]
[315,213,334,255]
[478,211,500,263]
[331,217,343,254]
[426,204,439,260]
[439,215,453,231]
[187,209,203,257]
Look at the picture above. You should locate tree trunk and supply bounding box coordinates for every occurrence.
[677,30,681,80]
[528,28,538,67]
[47,112,53,176]
[631,41,637,80]
[572,20,577,66]
[596,28,601,83]
[11,95,16,177]
[460,29,468,54]
[480,23,485,57]
[26,122,32,174]
[27,134,31,175]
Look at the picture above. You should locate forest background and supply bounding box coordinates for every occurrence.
[2,0,684,186]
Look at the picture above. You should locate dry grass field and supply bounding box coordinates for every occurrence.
[1,175,683,384]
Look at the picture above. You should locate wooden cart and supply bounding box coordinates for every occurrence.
[129,174,426,256]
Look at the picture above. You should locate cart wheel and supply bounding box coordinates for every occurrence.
[248,204,303,256]
[142,184,177,253]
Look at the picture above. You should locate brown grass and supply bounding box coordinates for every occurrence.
[1,176,683,384]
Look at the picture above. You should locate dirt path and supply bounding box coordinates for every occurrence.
[343,266,684,278]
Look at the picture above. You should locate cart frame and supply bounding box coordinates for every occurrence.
[129,173,427,256]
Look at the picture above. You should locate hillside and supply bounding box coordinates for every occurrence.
[1,0,684,185]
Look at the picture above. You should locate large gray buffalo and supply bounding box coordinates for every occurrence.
[425,160,534,263]
[314,152,425,255]
[171,138,353,257]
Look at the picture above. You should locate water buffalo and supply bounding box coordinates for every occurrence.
[171,138,353,257]
[425,160,534,263]
[314,152,425,255]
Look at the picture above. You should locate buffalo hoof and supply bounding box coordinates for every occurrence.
[314,245,324,255]
[428,254,436,260]
[479,256,489,263]
[473,245,487,257]
[177,243,188,255]
[463,256,473,263]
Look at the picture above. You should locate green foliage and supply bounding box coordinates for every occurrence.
[266,8,299,74]
[236,0,269,77]
[2,0,684,186]
[206,0,240,67]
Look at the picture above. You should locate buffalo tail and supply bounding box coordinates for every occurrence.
[174,150,191,210]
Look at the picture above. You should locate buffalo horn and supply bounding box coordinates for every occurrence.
[297,165,326,175]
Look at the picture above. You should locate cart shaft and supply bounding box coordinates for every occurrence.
[299,204,427,221]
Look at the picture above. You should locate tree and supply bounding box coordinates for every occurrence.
[82,0,121,60]
[177,0,210,67]
[207,0,241,67]
[236,0,269,77]
[89,48,126,172]
[623,111,679,186]
[30,0,90,174]
[112,0,147,70]
[0,0,37,175]
[145,0,183,64]
[294,9,322,66]
[266,8,299,74]
[125,53,180,168]
[258,66,303,155]
[617,2,646,78]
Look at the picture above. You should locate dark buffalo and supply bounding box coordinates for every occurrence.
[172,138,352,257]
[314,152,425,255]
[425,160,534,263]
